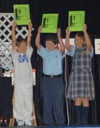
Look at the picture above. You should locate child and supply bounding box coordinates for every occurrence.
[65,24,95,125]
[11,21,33,126]
[35,26,65,126]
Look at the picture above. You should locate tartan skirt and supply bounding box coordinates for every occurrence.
[66,68,95,100]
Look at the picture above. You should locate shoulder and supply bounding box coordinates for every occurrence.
[27,46,33,52]
[86,46,94,57]
[26,46,33,56]
[11,50,18,62]
[11,49,17,56]
[66,46,76,57]
[37,46,47,53]
[55,49,62,54]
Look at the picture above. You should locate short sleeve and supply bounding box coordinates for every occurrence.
[11,49,17,64]
[26,46,33,58]
[87,46,94,58]
[11,49,17,60]
[65,46,76,57]
[37,46,47,59]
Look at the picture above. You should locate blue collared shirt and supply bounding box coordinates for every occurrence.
[37,46,63,75]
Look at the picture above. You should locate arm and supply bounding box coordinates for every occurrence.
[57,28,65,55]
[27,21,33,47]
[65,27,72,51]
[12,21,17,50]
[35,26,42,50]
[83,24,92,51]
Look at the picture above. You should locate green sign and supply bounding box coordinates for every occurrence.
[13,4,30,25]
[68,11,85,32]
[41,13,59,33]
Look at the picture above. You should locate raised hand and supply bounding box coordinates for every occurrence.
[65,27,70,36]
[12,21,17,49]
[83,23,87,33]
[12,21,17,29]
[28,21,33,30]
[27,21,33,46]
[57,28,61,37]
[38,25,42,33]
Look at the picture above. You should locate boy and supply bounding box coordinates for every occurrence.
[65,24,95,125]
[11,21,33,126]
[35,26,65,126]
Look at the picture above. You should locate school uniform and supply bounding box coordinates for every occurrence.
[66,45,95,125]
[66,46,95,100]
[37,46,65,125]
[11,46,33,126]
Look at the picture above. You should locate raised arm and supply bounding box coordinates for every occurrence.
[57,28,65,55]
[65,27,72,51]
[27,21,33,47]
[83,24,92,51]
[35,26,42,50]
[12,21,17,50]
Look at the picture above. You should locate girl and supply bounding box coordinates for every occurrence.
[65,24,95,125]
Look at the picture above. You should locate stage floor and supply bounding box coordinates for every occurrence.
[5,126,100,128]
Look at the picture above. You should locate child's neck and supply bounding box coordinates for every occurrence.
[46,47,57,51]
[17,49,26,54]
[76,45,82,48]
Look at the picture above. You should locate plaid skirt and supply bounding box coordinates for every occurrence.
[66,69,95,100]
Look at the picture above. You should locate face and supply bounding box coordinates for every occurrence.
[17,41,27,54]
[46,40,57,51]
[74,35,84,48]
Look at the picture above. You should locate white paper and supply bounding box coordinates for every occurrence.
[95,39,100,54]
[62,38,75,46]
[62,38,75,53]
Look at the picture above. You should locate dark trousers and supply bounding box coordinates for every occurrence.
[42,76,65,125]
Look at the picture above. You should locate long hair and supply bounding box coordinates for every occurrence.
[75,32,85,42]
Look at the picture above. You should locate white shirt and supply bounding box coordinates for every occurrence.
[11,47,33,87]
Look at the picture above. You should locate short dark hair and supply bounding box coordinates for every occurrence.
[16,37,27,47]
[45,34,58,44]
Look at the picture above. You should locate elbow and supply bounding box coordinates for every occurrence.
[35,39,38,46]
[62,50,65,55]
[35,42,38,48]
[87,45,92,52]
[66,45,72,51]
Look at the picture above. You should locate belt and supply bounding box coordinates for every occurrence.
[43,74,62,78]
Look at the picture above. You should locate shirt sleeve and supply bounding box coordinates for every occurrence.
[26,46,33,58]
[65,46,76,57]
[87,46,94,58]
[37,46,47,59]
[11,49,17,62]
